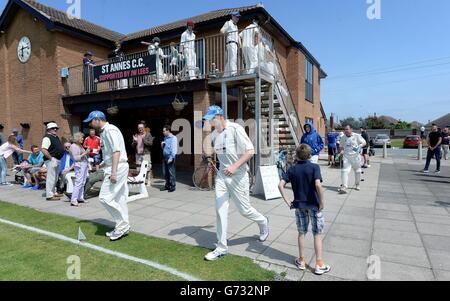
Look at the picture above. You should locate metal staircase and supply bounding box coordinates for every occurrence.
[244,50,304,154]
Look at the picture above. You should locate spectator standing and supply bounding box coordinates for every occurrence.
[300,122,324,164]
[360,127,370,168]
[420,126,426,140]
[423,124,442,174]
[278,144,331,275]
[83,51,96,93]
[132,123,153,185]
[441,127,449,160]
[161,125,178,192]
[326,128,339,166]
[0,135,31,186]
[11,128,24,165]
[70,132,90,207]
[41,123,65,201]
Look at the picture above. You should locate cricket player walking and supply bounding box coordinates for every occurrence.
[84,111,130,241]
[203,106,269,261]
[338,124,367,194]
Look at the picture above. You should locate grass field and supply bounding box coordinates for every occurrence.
[0,201,276,281]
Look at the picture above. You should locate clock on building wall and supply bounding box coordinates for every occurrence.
[17,36,32,63]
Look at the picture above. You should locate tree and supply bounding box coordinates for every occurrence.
[336,117,362,129]
[366,116,388,129]
[392,121,411,129]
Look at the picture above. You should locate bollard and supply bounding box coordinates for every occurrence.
[418,142,423,161]
[383,141,388,158]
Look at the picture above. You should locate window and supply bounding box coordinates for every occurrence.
[305,59,313,102]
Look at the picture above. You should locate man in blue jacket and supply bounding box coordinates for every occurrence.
[161,125,178,192]
[300,122,324,164]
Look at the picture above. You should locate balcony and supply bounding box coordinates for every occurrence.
[62,27,277,97]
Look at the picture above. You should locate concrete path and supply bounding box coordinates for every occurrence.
[0,153,448,281]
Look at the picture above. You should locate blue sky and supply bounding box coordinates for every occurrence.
[1,0,449,124]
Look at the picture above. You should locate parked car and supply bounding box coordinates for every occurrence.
[403,135,421,148]
[373,134,391,148]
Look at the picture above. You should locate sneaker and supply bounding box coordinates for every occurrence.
[259,217,269,242]
[367,165,371,168]
[204,249,228,261]
[70,201,79,207]
[435,170,441,174]
[78,199,89,204]
[109,228,130,241]
[314,262,331,275]
[355,185,361,191]
[423,170,429,173]
[46,196,61,201]
[295,257,306,270]
[105,229,116,238]
[338,186,347,194]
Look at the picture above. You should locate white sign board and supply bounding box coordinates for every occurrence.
[254,165,282,200]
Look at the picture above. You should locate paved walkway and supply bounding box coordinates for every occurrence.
[0,153,448,281]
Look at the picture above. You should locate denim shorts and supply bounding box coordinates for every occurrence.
[295,209,325,235]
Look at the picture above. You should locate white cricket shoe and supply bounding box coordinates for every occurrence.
[109,226,130,241]
[259,217,270,242]
[204,249,228,261]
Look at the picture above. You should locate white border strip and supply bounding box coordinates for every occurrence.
[0,217,200,281]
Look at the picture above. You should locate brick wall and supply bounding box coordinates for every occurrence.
[0,8,113,152]
[1,9,59,150]
[285,46,325,138]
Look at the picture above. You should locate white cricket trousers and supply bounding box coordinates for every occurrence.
[341,155,362,188]
[242,46,258,74]
[99,163,130,233]
[185,48,197,79]
[224,43,238,77]
[215,171,266,252]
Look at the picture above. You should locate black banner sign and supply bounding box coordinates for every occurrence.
[93,55,156,83]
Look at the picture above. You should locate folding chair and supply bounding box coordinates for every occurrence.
[127,160,149,203]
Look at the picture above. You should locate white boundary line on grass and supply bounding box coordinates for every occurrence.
[0,217,200,281]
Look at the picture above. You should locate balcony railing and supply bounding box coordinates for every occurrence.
[62,26,278,97]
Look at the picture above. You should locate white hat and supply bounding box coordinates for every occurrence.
[46,122,59,130]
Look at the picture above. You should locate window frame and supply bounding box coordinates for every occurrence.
[305,58,314,103]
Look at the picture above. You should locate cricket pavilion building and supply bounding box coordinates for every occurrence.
[0,0,327,173]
